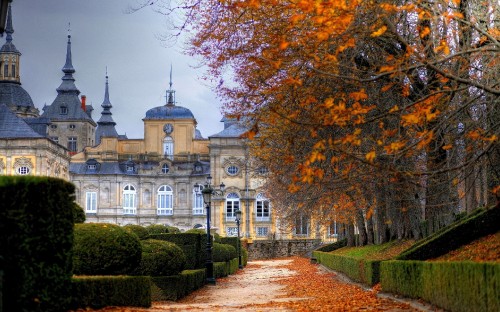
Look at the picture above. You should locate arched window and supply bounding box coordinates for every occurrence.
[255,193,270,221]
[163,136,174,159]
[225,193,240,221]
[193,185,204,215]
[157,185,173,215]
[123,184,136,214]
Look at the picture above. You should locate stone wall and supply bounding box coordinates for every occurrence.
[245,239,322,260]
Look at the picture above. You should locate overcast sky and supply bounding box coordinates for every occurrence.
[9,0,224,139]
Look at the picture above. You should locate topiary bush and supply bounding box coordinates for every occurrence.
[0,176,75,312]
[73,202,86,223]
[133,239,186,276]
[213,243,233,262]
[145,224,169,235]
[73,223,142,275]
[166,226,181,233]
[123,224,150,240]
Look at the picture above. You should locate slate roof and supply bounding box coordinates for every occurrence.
[95,75,119,144]
[0,104,43,138]
[209,122,248,138]
[0,82,35,107]
[144,104,195,120]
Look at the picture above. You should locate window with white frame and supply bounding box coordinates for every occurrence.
[256,226,269,237]
[294,215,309,236]
[226,227,238,237]
[193,186,204,215]
[163,136,174,159]
[123,184,136,214]
[225,193,240,221]
[157,185,173,215]
[67,136,77,152]
[16,166,30,175]
[85,192,97,213]
[161,163,169,174]
[256,193,270,221]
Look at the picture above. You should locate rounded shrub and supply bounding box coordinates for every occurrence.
[73,202,86,223]
[73,223,142,275]
[134,239,186,276]
[145,224,169,235]
[212,243,232,262]
[123,224,150,240]
[185,228,205,234]
[166,226,181,233]
[226,244,237,259]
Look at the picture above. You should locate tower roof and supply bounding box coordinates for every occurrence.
[42,32,94,124]
[0,4,19,54]
[144,66,195,120]
[0,104,42,138]
[96,71,119,144]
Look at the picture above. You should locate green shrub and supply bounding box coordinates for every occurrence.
[0,176,75,312]
[185,228,206,234]
[123,224,150,240]
[213,243,232,262]
[73,202,86,223]
[167,226,181,233]
[150,233,204,269]
[145,224,169,235]
[73,223,142,275]
[151,269,205,301]
[134,239,186,276]
[381,260,500,312]
[71,276,151,309]
[214,261,229,278]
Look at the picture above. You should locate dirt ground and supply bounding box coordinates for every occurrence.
[88,258,441,312]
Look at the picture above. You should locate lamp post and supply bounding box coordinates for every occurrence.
[195,175,225,285]
[235,209,243,269]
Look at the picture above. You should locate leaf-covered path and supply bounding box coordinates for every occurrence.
[88,257,439,311]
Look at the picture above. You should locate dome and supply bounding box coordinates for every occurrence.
[0,82,35,107]
[144,105,195,120]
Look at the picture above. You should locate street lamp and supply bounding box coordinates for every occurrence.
[235,209,243,269]
[195,175,225,285]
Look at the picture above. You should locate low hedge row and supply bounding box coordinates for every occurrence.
[313,251,380,286]
[397,207,500,260]
[151,269,206,301]
[150,233,205,269]
[71,276,151,309]
[381,260,500,312]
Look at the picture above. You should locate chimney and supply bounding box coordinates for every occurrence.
[81,95,86,112]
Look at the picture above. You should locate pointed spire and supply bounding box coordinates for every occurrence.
[102,67,111,106]
[166,64,175,106]
[5,4,14,43]
[62,23,75,74]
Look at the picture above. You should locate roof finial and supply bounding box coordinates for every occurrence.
[62,23,75,74]
[166,64,175,106]
[103,67,111,105]
[5,3,14,42]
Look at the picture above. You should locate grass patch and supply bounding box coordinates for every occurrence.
[331,240,415,260]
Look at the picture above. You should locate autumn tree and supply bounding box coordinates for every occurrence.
[142,0,499,243]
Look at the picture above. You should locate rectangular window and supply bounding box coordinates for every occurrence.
[67,137,77,152]
[85,192,97,213]
[294,215,309,236]
[11,64,15,77]
[193,193,204,215]
[256,200,270,221]
[4,64,8,77]
[256,227,269,237]
[157,193,173,215]
[123,193,136,214]
[226,227,238,237]
[226,200,239,221]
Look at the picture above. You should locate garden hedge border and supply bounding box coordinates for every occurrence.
[150,269,205,301]
[71,276,151,309]
[380,260,500,312]
[312,251,381,286]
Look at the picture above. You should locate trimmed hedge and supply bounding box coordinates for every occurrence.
[73,223,142,275]
[71,276,151,309]
[150,233,205,269]
[123,224,150,240]
[145,224,169,235]
[381,260,500,312]
[134,239,186,276]
[313,251,381,286]
[397,207,500,260]
[151,269,206,301]
[213,243,237,262]
[0,176,75,312]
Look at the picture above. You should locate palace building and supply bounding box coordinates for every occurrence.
[0,4,337,241]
